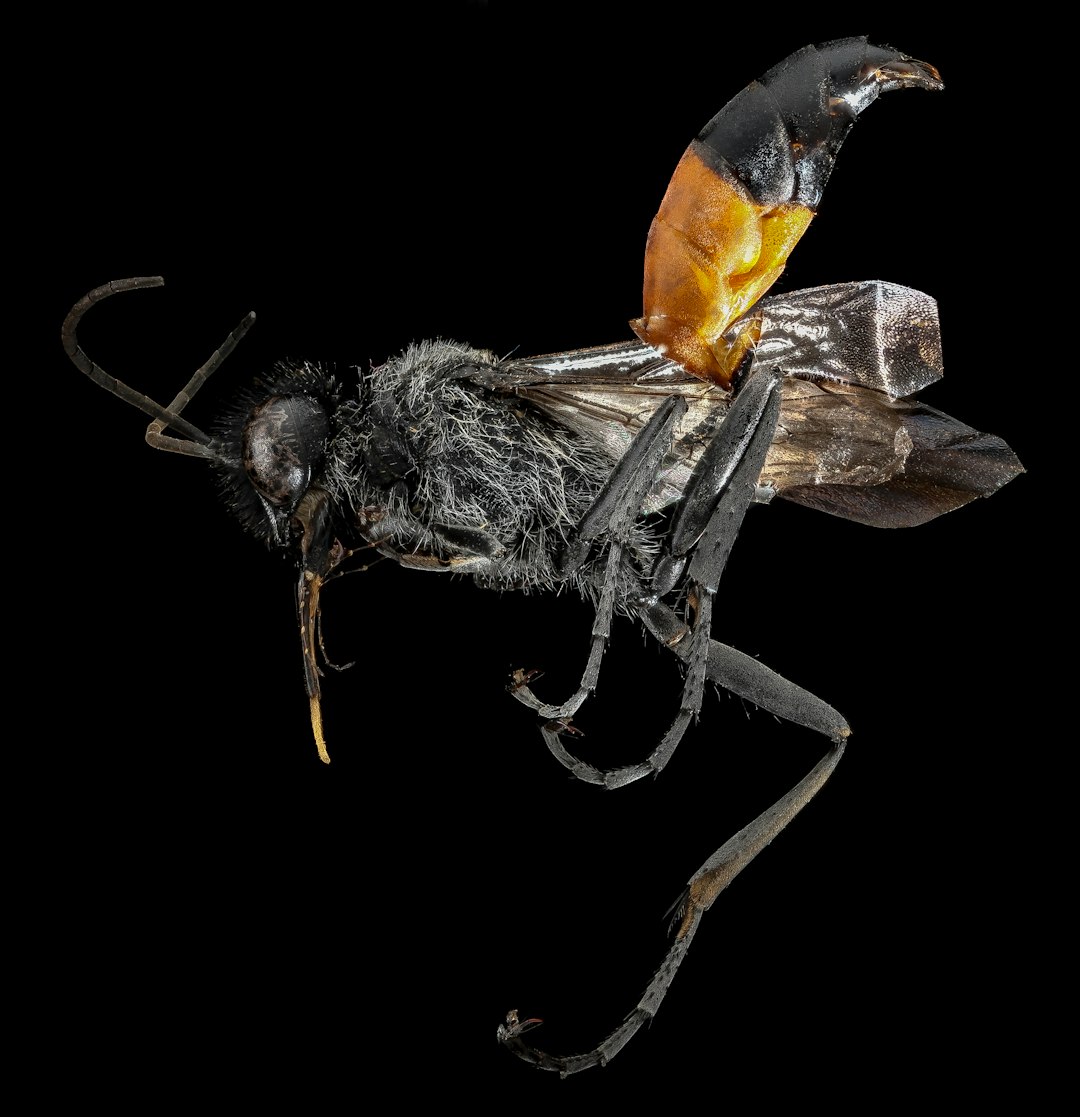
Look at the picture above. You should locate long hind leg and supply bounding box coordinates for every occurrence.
[498,735,846,1074]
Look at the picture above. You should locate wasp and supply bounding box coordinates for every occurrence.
[63,38,1022,1075]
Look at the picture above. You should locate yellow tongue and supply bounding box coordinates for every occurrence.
[299,568,331,764]
[310,693,330,765]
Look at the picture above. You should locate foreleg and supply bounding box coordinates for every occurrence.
[509,394,687,719]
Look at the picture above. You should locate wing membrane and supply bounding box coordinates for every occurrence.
[752,280,944,398]
[493,279,1021,527]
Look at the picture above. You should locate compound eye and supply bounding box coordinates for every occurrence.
[242,395,329,508]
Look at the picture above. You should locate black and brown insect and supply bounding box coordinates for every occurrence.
[63,38,1022,1074]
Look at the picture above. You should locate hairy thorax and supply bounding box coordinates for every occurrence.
[325,341,656,601]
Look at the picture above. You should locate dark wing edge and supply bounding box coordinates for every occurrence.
[777,400,1025,528]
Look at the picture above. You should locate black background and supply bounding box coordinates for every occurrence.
[32,5,1048,1105]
